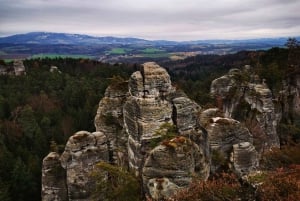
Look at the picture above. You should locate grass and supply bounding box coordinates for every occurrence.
[108,48,127,55]
[138,48,169,58]
[140,48,164,53]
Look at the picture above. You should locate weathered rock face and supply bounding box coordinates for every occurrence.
[40,62,269,201]
[142,136,208,200]
[231,142,259,176]
[122,62,210,199]
[279,74,300,122]
[124,62,175,175]
[94,81,129,166]
[211,67,280,151]
[42,152,67,201]
[200,108,258,175]
[60,131,108,201]
[13,59,26,76]
[172,96,200,132]
[0,60,26,76]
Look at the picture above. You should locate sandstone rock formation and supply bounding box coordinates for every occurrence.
[42,131,108,201]
[42,152,67,201]
[279,74,300,123]
[0,60,26,76]
[42,62,267,201]
[124,62,174,175]
[13,59,26,75]
[231,142,259,176]
[50,66,61,73]
[200,108,258,175]
[60,131,108,201]
[142,136,207,200]
[94,81,129,167]
[211,67,280,151]
[123,62,210,199]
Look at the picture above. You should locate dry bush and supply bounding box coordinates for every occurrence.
[169,173,254,201]
[257,165,300,201]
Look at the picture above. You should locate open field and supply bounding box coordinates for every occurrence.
[108,48,128,54]
[140,48,164,53]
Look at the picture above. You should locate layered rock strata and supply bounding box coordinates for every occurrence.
[94,81,129,166]
[42,62,263,201]
[231,142,259,176]
[200,108,258,175]
[211,67,280,151]
[142,136,207,200]
[42,131,109,201]
[124,62,174,175]
[42,152,67,201]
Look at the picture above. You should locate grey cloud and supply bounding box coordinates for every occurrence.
[0,0,299,40]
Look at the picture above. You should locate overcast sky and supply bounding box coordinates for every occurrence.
[0,0,300,40]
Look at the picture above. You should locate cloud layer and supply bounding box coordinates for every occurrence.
[0,0,299,40]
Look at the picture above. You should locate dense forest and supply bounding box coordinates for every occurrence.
[0,59,135,201]
[0,39,300,201]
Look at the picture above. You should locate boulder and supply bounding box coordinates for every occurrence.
[231,142,259,176]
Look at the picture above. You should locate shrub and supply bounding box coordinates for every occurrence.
[257,166,300,201]
[150,123,177,148]
[170,172,254,201]
[91,162,141,201]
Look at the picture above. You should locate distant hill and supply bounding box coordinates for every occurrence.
[0,32,298,46]
[0,32,152,45]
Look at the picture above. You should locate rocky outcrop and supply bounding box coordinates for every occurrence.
[0,60,26,76]
[50,66,61,73]
[94,81,129,166]
[211,67,280,151]
[200,108,258,175]
[231,142,259,176]
[43,62,265,201]
[42,152,67,201]
[13,59,26,75]
[142,136,208,200]
[42,62,211,201]
[41,131,109,201]
[279,74,300,122]
[60,131,108,201]
[122,62,210,199]
[124,62,175,175]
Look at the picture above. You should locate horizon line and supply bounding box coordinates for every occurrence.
[1,31,300,42]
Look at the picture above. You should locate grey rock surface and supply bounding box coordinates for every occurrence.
[42,152,67,201]
[94,81,129,166]
[60,131,108,201]
[210,67,280,151]
[142,137,206,200]
[13,59,26,76]
[231,142,259,176]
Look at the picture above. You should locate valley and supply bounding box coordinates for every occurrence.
[0,32,294,63]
